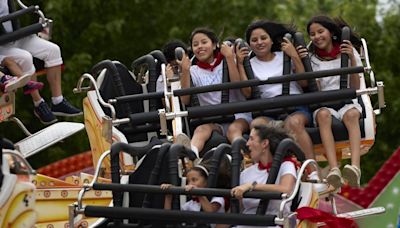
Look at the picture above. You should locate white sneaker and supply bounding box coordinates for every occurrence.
[326,167,344,189]
[308,170,328,192]
[343,165,361,188]
[175,133,191,149]
[308,171,320,182]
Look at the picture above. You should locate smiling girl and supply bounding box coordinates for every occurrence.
[179,28,251,157]
[237,20,316,179]
[305,15,363,188]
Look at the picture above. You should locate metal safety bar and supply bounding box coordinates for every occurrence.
[110,66,366,104]
[278,159,319,219]
[73,73,116,119]
[2,149,36,175]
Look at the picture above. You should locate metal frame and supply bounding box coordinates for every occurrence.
[102,86,384,128]
[278,159,319,219]
[2,149,36,175]
[74,73,116,119]
[16,0,51,28]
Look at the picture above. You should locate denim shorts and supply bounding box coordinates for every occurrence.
[264,106,313,126]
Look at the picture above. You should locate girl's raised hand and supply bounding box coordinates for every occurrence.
[220,42,234,59]
[185,184,197,191]
[177,52,191,72]
[340,40,355,58]
[235,44,250,65]
[161,183,172,190]
[166,64,174,78]
[296,45,309,59]
[281,37,298,59]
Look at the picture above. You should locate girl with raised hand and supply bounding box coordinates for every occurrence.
[179,27,251,157]
[237,20,315,180]
[304,15,363,188]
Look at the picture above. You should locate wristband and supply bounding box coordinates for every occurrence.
[249,181,257,191]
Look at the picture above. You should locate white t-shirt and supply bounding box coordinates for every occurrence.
[250,51,303,98]
[182,196,225,228]
[0,0,13,33]
[181,196,225,212]
[156,75,164,92]
[310,48,365,91]
[190,62,252,122]
[237,161,297,228]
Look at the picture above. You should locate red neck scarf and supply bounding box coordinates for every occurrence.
[196,52,224,71]
[296,207,358,228]
[258,156,301,172]
[192,197,200,202]
[315,42,341,59]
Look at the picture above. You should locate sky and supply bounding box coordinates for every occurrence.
[376,0,400,22]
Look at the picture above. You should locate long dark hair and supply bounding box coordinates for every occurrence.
[191,156,231,189]
[306,15,361,51]
[245,19,295,52]
[252,124,292,156]
[162,39,188,63]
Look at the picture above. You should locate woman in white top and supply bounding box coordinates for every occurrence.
[179,28,251,157]
[231,124,297,228]
[237,20,315,178]
[305,15,363,188]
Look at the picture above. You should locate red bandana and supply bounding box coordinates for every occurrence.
[196,52,224,71]
[192,197,199,203]
[315,42,341,59]
[258,156,301,172]
[296,207,358,228]
[258,161,272,171]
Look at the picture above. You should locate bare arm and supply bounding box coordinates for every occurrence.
[341,40,360,89]
[281,38,307,88]
[231,173,296,199]
[161,184,173,210]
[198,196,222,212]
[178,54,191,105]
[252,174,296,194]
[235,45,252,98]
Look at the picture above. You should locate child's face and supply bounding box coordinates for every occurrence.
[169,60,180,74]
[186,169,207,188]
[249,28,273,57]
[309,23,333,51]
[192,33,215,63]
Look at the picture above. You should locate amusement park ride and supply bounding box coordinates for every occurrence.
[0,1,397,228]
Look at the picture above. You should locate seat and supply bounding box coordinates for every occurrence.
[83,59,163,178]
[96,61,153,143]
[0,146,36,227]
[305,47,376,161]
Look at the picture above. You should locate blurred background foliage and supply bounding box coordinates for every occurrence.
[1,0,399,184]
